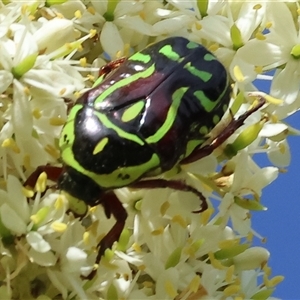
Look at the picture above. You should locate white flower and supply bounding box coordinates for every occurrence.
[191,2,266,87]
[89,0,153,59]
[0,0,295,298]
[237,2,300,104]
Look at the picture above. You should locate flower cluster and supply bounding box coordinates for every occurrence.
[0,0,298,299]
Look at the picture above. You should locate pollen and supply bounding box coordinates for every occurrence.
[225,265,235,283]
[54,196,64,210]
[138,264,146,271]
[45,144,60,159]
[123,43,130,57]
[195,21,202,30]
[188,275,201,293]
[279,143,286,154]
[208,43,219,52]
[88,6,96,15]
[139,11,146,20]
[32,108,42,119]
[165,280,178,298]
[24,150,36,170]
[160,201,170,216]
[74,10,82,19]
[23,153,32,170]
[89,29,97,38]
[59,87,67,96]
[219,238,238,249]
[265,21,272,29]
[151,226,164,235]
[208,252,225,270]
[247,231,254,242]
[51,221,67,232]
[22,186,34,198]
[264,94,283,105]
[233,65,245,82]
[24,86,31,95]
[224,284,241,296]
[36,171,47,193]
[200,208,213,225]
[253,4,262,10]
[56,13,64,19]
[266,275,284,287]
[255,32,266,40]
[254,65,263,74]
[263,264,271,276]
[172,215,187,228]
[83,232,91,245]
[21,4,27,14]
[89,220,99,236]
[2,138,20,153]
[80,57,87,67]
[49,116,66,126]
[132,242,142,252]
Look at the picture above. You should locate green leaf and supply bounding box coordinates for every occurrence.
[251,288,274,300]
[234,197,267,211]
[214,244,249,260]
[165,247,182,269]
[12,53,38,79]
[230,23,244,50]
[107,283,118,300]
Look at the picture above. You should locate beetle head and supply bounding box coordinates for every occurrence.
[58,166,103,207]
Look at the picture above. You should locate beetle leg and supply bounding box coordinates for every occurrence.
[23,165,63,189]
[99,57,126,77]
[84,191,128,280]
[129,179,208,213]
[181,96,266,165]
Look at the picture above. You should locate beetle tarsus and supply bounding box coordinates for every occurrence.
[83,191,128,280]
[23,165,63,189]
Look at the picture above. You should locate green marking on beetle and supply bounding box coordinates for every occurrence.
[93,137,109,155]
[93,74,106,87]
[121,101,145,122]
[95,111,145,146]
[185,139,204,158]
[94,64,156,106]
[146,87,188,144]
[59,110,159,188]
[194,90,219,112]
[59,105,82,169]
[59,104,81,147]
[159,45,180,61]
[128,52,151,63]
[184,62,212,82]
[213,114,220,124]
[187,41,198,49]
[199,125,208,135]
[64,148,160,189]
[204,53,216,61]
[93,152,160,188]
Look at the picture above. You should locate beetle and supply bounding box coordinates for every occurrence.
[24,37,265,279]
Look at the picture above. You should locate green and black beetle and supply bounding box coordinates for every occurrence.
[25,37,265,278]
